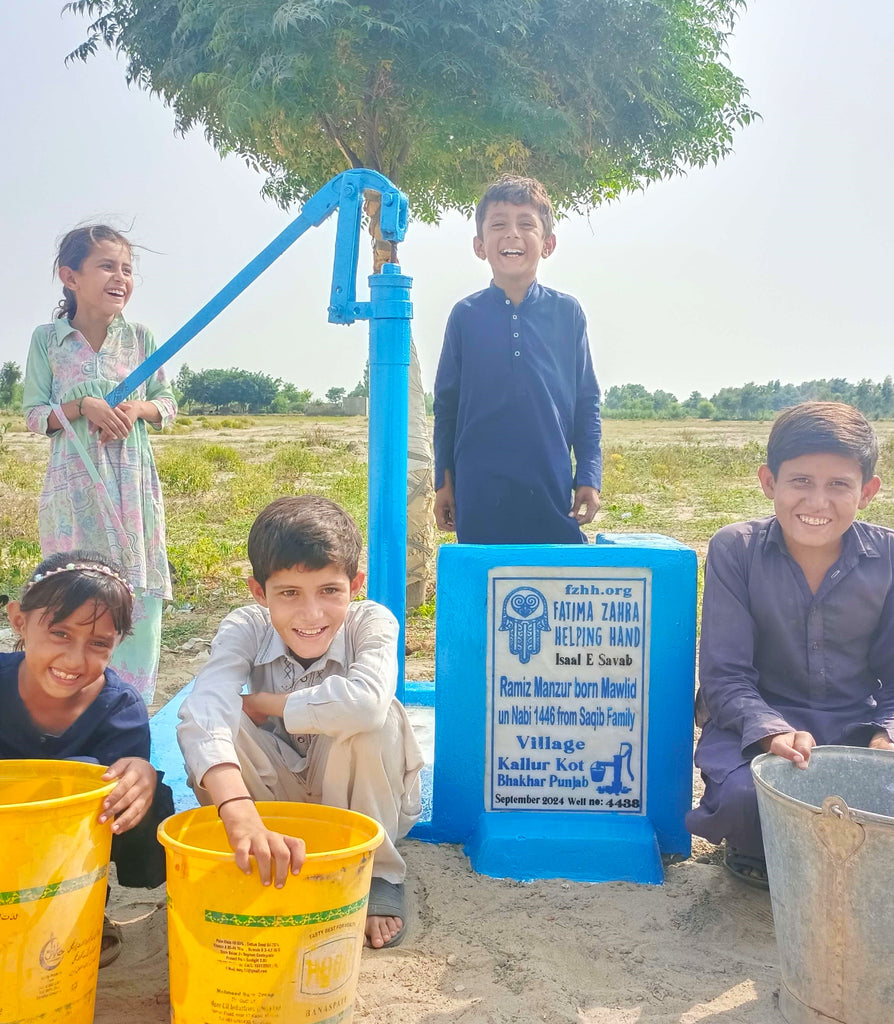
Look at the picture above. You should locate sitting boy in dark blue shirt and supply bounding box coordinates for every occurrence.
[433,174,602,544]
[687,402,894,886]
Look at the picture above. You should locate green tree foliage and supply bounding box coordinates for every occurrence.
[65,0,754,222]
[174,363,194,395]
[0,361,23,409]
[325,386,347,404]
[178,367,282,412]
[604,377,894,420]
[604,383,684,419]
[270,382,313,413]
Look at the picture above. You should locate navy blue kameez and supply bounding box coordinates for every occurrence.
[433,281,602,544]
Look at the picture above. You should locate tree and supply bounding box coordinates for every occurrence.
[325,386,347,405]
[271,382,313,413]
[178,366,281,411]
[66,0,753,610]
[0,361,22,409]
[696,399,715,419]
[349,361,370,399]
[881,376,894,418]
[66,1,753,224]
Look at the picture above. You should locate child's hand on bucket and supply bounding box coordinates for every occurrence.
[99,757,158,833]
[220,799,306,888]
[761,730,816,768]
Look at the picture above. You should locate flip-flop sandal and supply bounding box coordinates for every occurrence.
[723,845,769,890]
[99,915,123,968]
[366,878,406,949]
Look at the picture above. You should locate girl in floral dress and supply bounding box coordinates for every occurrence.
[23,225,176,704]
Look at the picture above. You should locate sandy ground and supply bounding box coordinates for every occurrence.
[87,658,787,1024]
[97,844,781,1024]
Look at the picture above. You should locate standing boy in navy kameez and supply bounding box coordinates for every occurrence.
[433,175,602,544]
[687,402,894,887]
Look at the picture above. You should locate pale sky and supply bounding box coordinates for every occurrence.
[3,2,892,401]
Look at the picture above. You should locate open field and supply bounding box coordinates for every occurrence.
[4,414,894,708]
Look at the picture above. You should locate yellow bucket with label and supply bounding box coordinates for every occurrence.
[0,759,115,1024]
[159,801,384,1024]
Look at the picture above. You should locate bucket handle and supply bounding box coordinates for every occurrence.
[812,795,866,863]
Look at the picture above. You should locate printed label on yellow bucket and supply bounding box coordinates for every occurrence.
[167,911,365,1023]
[0,862,108,1021]
[300,935,356,995]
[167,902,365,1021]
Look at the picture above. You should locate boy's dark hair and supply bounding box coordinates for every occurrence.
[18,550,134,639]
[475,174,555,238]
[767,402,879,483]
[248,496,363,587]
[54,225,132,321]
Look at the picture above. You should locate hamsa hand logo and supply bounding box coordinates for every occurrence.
[500,586,549,664]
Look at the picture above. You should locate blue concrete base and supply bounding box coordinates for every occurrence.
[428,539,697,885]
[404,679,435,707]
[149,681,198,813]
[465,811,663,884]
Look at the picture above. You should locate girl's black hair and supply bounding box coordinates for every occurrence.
[53,225,132,321]
[19,551,134,638]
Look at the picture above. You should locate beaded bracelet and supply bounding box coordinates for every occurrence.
[217,796,255,815]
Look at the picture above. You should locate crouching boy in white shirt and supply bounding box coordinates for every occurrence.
[177,495,424,948]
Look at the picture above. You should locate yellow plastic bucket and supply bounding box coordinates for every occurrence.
[159,801,384,1024]
[0,759,115,1024]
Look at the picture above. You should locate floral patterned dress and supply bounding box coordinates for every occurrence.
[23,315,176,700]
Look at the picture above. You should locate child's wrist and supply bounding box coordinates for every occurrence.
[77,396,87,418]
[217,795,255,816]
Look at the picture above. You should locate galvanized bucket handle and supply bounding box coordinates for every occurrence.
[812,795,866,862]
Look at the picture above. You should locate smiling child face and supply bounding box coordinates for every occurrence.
[58,239,134,321]
[758,452,880,562]
[248,564,365,663]
[473,200,556,297]
[10,601,119,704]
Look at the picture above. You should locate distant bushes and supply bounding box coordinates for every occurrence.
[604,377,894,420]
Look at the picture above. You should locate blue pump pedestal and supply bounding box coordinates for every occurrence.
[424,534,696,884]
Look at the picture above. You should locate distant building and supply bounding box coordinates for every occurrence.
[340,396,369,416]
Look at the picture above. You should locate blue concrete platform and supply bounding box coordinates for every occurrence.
[426,537,697,883]
[149,680,436,829]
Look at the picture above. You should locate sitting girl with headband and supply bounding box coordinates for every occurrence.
[0,551,174,967]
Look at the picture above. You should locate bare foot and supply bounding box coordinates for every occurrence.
[365,914,403,948]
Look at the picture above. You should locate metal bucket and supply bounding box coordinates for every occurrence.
[752,746,894,1024]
